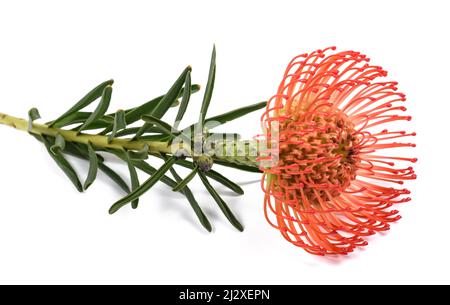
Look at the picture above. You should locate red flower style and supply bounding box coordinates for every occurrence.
[258,47,417,255]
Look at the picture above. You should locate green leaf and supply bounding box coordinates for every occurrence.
[131,160,212,232]
[187,84,201,96]
[169,167,212,232]
[112,126,165,138]
[140,115,193,146]
[202,169,244,195]
[98,163,131,194]
[173,70,191,129]
[185,101,267,133]
[48,112,114,129]
[213,159,262,173]
[41,135,83,192]
[198,171,243,232]
[108,110,127,143]
[49,79,114,127]
[123,84,200,124]
[113,127,141,138]
[204,101,267,127]
[50,133,66,154]
[116,97,162,131]
[139,134,172,141]
[61,142,130,193]
[172,165,198,192]
[99,84,200,135]
[152,66,192,120]
[78,85,112,132]
[173,159,244,195]
[141,115,177,136]
[108,156,177,214]
[28,108,41,132]
[62,141,104,163]
[84,142,99,190]
[127,144,149,160]
[131,160,174,185]
[198,45,216,125]
[134,66,191,138]
[123,153,140,209]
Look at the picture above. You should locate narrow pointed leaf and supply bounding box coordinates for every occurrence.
[49,79,113,127]
[98,163,131,193]
[78,85,112,132]
[61,142,130,193]
[130,160,212,232]
[130,160,175,187]
[213,159,262,173]
[198,171,243,232]
[190,84,201,96]
[198,45,216,125]
[108,110,126,143]
[50,112,114,129]
[113,126,166,138]
[173,159,244,195]
[108,156,177,214]
[172,165,198,192]
[169,167,212,232]
[104,145,206,228]
[186,101,267,133]
[53,84,199,131]
[119,96,164,125]
[123,153,140,209]
[141,115,191,145]
[139,134,172,141]
[41,136,83,192]
[141,115,177,135]
[50,133,66,154]
[120,84,200,125]
[173,70,191,129]
[28,108,41,132]
[74,119,114,131]
[62,141,104,163]
[152,66,192,120]
[113,127,142,138]
[128,144,149,160]
[99,84,200,135]
[187,101,267,133]
[84,142,98,190]
[204,101,267,127]
[134,66,191,138]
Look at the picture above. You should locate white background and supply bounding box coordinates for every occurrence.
[0,0,448,284]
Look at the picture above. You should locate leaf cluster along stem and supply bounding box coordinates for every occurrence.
[0,46,266,232]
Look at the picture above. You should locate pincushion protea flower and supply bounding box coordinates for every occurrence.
[259,47,416,255]
[0,45,416,256]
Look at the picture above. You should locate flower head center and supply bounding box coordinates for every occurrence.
[275,107,359,206]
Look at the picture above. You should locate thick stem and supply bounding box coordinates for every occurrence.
[0,112,172,153]
[0,112,260,170]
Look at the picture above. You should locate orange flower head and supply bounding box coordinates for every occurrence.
[259,47,416,256]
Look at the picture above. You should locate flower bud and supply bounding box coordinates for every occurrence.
[195,154,213,172]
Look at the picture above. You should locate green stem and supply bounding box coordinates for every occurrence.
[0,112,260,170]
